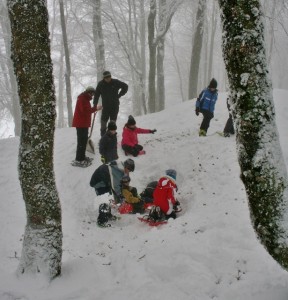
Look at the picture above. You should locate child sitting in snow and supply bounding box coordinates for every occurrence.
[121,115,157,157]
[152,169,181,220]
[120,175,145,214]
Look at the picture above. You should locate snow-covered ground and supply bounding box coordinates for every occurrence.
[0,90,288,300]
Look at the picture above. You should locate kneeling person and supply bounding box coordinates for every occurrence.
[153,169,180,219]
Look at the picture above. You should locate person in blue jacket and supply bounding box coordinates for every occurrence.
[195,78,218,136]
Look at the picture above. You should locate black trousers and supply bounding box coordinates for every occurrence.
[200,110,214,132]
[122,144,143,157]
[223,113,235,134]
[100,106,119,136]
[76,128,88,161]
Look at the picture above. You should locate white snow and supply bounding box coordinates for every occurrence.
[0,90,288,300]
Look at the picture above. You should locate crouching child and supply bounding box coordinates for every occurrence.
[120,175,145,214]
[153,169,181,220]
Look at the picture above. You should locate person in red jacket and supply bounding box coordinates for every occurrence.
[72,86,102,167]
[153,169,180,219]
[121,115,156,156]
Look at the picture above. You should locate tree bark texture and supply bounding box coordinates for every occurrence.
[7,0,62,279]
[218,0,288,269]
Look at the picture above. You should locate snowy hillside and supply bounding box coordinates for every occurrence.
[0,90,288,300]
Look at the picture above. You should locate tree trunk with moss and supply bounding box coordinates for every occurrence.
[218,0,288,269]
[7,0,62,279]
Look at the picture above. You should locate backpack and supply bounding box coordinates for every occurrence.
[140,181,158,203]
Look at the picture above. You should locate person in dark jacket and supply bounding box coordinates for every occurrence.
[94,71,128,137]
[72,86,102,167]
[89,159,135,203]
[99,121,118,164]
[195,78,218,136]
[223,98,235,137]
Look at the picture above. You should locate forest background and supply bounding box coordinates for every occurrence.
[0,0,287,138]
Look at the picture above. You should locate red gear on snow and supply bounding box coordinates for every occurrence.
[72,92,98,128]
[153,176,177,215]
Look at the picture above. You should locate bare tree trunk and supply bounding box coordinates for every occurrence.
[140,0,147,114]
[169,30,185,102]
[148,0,180,112]
[207,0,217,81]
[156,0,166,112]
[0,2,21,136]
[147,0,157,113]
[59,0,73,127]
[188,0,206,99]
[218,0,288,269]
[92,0,105,82]
[57,43,65,128]
[8,0,62,279]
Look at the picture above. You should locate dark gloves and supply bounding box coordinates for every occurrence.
[195,107,200,116]
[150,129,157,134]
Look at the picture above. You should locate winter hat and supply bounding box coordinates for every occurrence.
[166,169,177,180]
[123,158,135,172]
[107,121,117,131]
[208,78,217,89]
[86,86,96,93]
[121,175,131,184]
[103,71,111,78]
[127,115,136,126]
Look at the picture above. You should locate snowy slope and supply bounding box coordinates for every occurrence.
[0,90,288,300]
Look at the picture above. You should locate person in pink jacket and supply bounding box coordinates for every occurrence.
[121,115,156,156]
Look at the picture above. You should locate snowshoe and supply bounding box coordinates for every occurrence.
[71,159,92,168]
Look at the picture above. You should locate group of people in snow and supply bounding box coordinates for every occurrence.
[72,71,234,226]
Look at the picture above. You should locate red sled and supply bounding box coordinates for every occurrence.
[118,202,133,214]
[117,202,153,214]
[138,216,168,226]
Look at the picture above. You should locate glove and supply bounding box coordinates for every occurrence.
[195,108,200,116]
[101,155,106,164]
[150,129,157,134]
[175,200,180,206]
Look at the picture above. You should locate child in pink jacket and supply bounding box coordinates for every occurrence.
[121,115,156,156]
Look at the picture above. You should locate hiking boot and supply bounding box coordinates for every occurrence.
[199,129,206,136]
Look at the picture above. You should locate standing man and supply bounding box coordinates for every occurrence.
[94,71,128,137]
[72,86,102,167]
[195,78,218,136]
